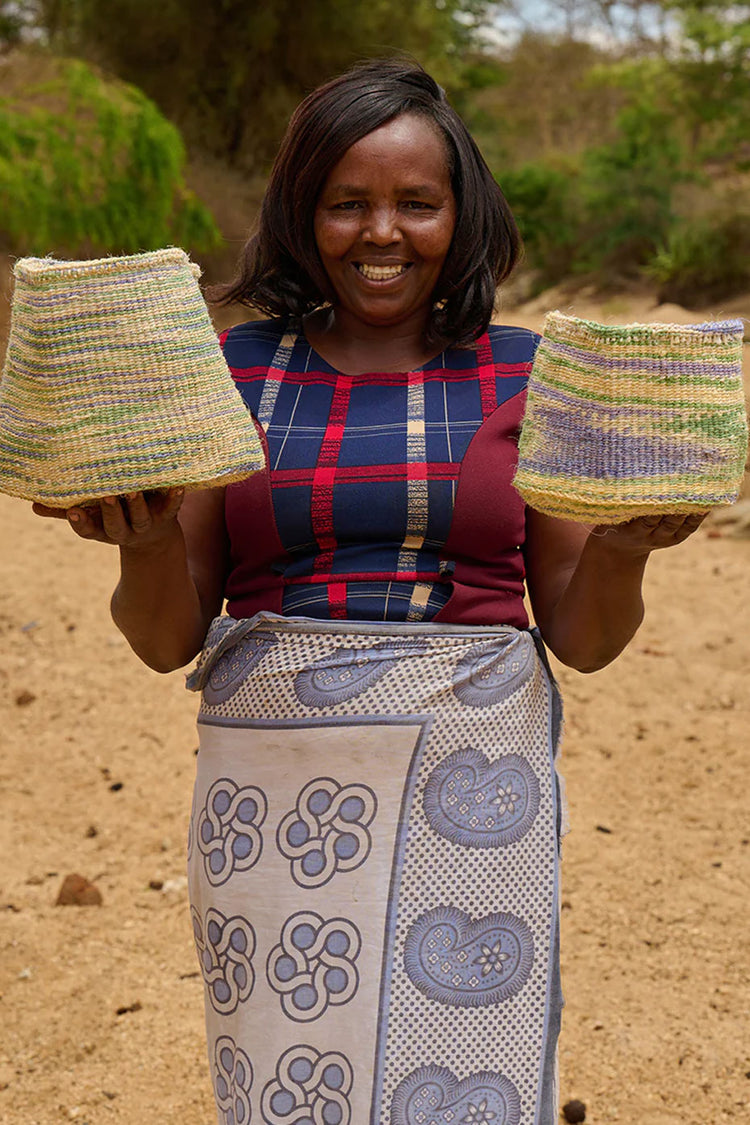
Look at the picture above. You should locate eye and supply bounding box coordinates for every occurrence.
[402,200,435,211]
[331,200,363,211]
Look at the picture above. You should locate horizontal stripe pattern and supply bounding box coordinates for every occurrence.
[514,311,748,523]
[0,249,265,506]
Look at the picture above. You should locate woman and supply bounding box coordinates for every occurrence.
[36,59,703,1125]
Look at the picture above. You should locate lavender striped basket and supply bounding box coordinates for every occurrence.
[513,311,748,524]
[0,249,265,507]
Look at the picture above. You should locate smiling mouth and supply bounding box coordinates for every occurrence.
[355,263,411,281]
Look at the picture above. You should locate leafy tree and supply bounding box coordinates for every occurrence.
[665,0,750,159]
[11,0,495,168]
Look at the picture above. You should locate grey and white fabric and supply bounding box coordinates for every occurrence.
[187,613,564,1125]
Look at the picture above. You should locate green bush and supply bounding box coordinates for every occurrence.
[498,160,578,286]
[647,210,750,306]
[0,53,220,256]
[574,102,688,274]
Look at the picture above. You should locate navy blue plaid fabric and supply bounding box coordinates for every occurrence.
[221,318,536,622]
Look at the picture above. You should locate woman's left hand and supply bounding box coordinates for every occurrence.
[589,512,708,557]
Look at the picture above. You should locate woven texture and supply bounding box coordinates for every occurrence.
[0,248,265,507]
[514,311,748,523]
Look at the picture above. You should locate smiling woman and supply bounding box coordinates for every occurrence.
[212,58,520,356]
[309,115,457,365]
[32,56,710,1125]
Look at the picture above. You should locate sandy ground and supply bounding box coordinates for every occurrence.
[1,289,749,1125]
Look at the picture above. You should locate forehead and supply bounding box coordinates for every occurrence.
[322,114,452,189]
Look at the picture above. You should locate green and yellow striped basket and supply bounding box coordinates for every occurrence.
[0,248,265,507]
[514,311,748,524]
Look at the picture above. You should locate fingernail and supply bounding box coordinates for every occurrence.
[104,496,118,506]
[68,512,80,523]
[125,492,138,500]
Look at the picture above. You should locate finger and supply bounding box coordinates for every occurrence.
[162,486,185,519]
[668,511,708,541]
[99,496,131,541]
[123,492,153,534]
[67,506,105,539]
[32,503,70,520]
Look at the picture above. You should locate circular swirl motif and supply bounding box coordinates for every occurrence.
[213,1036,253,1125]
[267,910,361,1022]
[261,1045,353,1125]
[192,906,256,1015]
[423,748,540,849]
[198,778,268,885]
[203,634,278,705]
[391,1064,521,1125]
[277,777,377,889]
[403,905,534,1008]
[294,640,427,708]
[451,637,534,709]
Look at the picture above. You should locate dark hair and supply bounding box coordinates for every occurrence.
[212,58,521,347]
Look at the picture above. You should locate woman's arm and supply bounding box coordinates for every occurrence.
[34,487,229,672]
[525,508,706,673]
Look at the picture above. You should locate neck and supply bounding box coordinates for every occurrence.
[304,307,436,375]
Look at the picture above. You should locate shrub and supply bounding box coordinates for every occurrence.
[574,102,688,274]
[498,160,579,286]
[0,52,220,256]
[647,210,750,306]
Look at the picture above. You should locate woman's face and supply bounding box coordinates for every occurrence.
[313,114,456,332]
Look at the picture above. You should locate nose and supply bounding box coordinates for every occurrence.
[362,205,402,245]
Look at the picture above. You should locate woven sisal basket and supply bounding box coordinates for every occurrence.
[0,248,265,507]
[514,311,748,524]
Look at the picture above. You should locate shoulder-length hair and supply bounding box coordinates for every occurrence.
[211,58,521,348]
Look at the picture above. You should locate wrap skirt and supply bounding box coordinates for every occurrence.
[187,614,564,1125]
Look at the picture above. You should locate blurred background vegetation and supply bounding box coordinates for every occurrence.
[0,0,748,306]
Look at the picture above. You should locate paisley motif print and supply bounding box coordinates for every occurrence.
[403,905,534,1008]
[423,748,540,849]
[203,634,278,705]
[391,1064,521,1125]
[294,640,428,708]
[451,638,534,708]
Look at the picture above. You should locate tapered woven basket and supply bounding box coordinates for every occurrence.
[513,311,748,523]
[0,248,265,507]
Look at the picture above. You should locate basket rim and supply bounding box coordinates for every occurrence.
[543,309,745,343]
[12,247,197,285]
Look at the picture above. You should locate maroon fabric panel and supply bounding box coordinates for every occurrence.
[224,420,289,619]
[433,390,529,628]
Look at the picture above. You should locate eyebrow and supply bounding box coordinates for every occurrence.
[326,183,444,198]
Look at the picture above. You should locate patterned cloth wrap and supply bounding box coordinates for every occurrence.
[513,311,748,523]
[0,248,264,507]
[187,612,565,1125]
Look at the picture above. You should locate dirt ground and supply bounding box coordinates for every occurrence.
[1,287,749,1125]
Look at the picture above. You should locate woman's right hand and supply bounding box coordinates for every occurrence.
[32,488,185,551]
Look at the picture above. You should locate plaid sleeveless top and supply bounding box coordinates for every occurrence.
[221,318,537,626]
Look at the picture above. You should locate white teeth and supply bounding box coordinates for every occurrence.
[357,263,408,280]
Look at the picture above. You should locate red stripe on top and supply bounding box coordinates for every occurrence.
[406,461,429,481]
[269,462,458,487]
[227,363,528,387]
[475,332,499,419]
[311,376,353,593]
[326,580,348,618]
[285,569,440,585]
